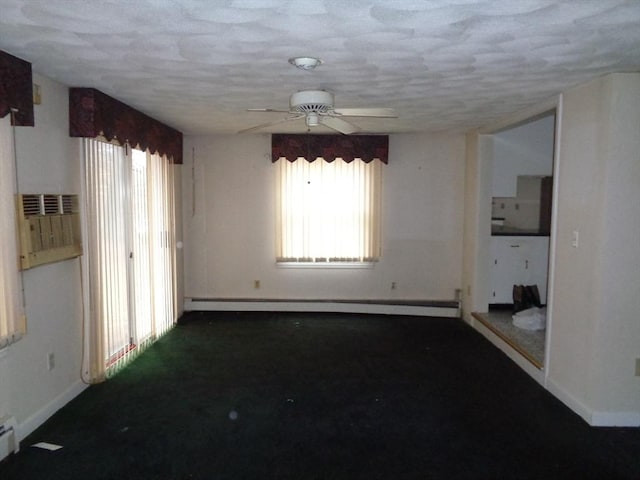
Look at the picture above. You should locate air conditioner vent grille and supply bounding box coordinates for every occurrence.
[294,103,331,114]
[61,195,78,214]
[21,194,41,216]
[43,195,59,215]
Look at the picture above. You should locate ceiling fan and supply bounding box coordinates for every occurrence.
[239,90,397,135]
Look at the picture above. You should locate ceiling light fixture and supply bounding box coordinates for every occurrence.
[305,112,320,127]
[288,56,323,70]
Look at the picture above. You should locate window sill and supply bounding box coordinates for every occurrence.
[276,262,376,270]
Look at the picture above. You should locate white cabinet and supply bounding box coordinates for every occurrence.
[489,236,549,304]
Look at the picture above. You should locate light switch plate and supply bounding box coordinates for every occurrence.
[572,230,579,248]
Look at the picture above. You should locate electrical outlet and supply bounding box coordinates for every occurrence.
[254,280,260,289]
[47,352,55,371]
[635,358,640,377]
[391,281,397,290]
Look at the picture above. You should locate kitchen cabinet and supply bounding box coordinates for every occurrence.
[489,236,549,304]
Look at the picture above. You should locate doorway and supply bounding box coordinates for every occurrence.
[476,111,556,369]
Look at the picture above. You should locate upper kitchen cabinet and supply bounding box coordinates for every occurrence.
[492,114,555,197]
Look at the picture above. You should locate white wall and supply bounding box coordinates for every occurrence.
[0,72,186,440]
[0,74,87,437]
[548,73,640,425]
[182,133,466,302]
[492,114,555,197]
[464,73,640,425]
[461,131,492,317]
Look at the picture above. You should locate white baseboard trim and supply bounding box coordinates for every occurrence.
[469,315,640,428]
[18,380,88,442]
[546,376,640,427]
[184,298,460,318]
[469,317,545,386]
[544,376,593,425]
[589,411,640,427]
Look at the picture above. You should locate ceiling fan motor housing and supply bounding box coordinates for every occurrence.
[290,90,334,113]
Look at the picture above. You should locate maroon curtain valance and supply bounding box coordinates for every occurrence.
[272,134,388,164]
[69,88,183,164]
[0,50,34,126]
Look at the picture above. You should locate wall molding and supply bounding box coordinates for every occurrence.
[469,316,545,386]
[544,377,595,425]
[18,380,88,442]
[468,314,640,427]
[589,411,640,427]
[545,376,640,426]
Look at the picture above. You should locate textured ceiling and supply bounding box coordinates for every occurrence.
[1,0,639,135]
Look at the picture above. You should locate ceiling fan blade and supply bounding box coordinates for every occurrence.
[237,115,303,134]
[321,116,361,135]
[332,108,397,118]
[247,108,291,113]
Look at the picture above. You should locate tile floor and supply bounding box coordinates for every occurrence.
[477,307,546,367]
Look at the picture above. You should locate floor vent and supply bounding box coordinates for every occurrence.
[0,415,19,462]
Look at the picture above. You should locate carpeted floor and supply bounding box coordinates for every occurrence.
[2,311,639,479]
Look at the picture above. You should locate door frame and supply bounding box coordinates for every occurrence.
[462,95,562,386]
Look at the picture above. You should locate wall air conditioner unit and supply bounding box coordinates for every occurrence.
[16,194,83,270]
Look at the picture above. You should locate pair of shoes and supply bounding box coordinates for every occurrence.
[512,284,541,313]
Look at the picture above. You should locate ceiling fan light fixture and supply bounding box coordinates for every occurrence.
[242,89,395,135]
[305,113,320,127]
[288,56,323,70]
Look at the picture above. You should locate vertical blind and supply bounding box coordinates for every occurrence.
[145,149,176,344]
[81,138,176,382]
[0,115,26,348]
[276,157,382,263]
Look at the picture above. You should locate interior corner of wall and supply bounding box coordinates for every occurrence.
[544,375,593,426]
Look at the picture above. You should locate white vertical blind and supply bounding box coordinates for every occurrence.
[82,139,130,380]
[276,158,382,263]
[81,139,176,382]
[146,149,175,341]
[130,149,175,350]
[130,149,152,343]
[0,115,26,348]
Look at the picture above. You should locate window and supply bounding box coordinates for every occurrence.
[275,157,382,264]
[0,115,26,348]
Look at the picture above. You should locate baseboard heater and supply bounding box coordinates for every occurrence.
[184,298,460,318]
[0,416,19,462]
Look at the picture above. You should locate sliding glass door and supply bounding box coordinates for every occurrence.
[82,139,176,381]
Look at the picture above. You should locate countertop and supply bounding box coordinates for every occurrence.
[491,230,549,237]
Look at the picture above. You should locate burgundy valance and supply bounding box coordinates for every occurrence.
[0,50,34,126]
[272,134,388,164]
[69,88,183,164]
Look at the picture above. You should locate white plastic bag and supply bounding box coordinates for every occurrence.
[512,307,546,331]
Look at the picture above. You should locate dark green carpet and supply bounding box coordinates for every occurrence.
[3,312,639,479]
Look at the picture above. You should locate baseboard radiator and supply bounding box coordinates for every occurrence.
[184,298,461,318]
[0,416,19,462]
